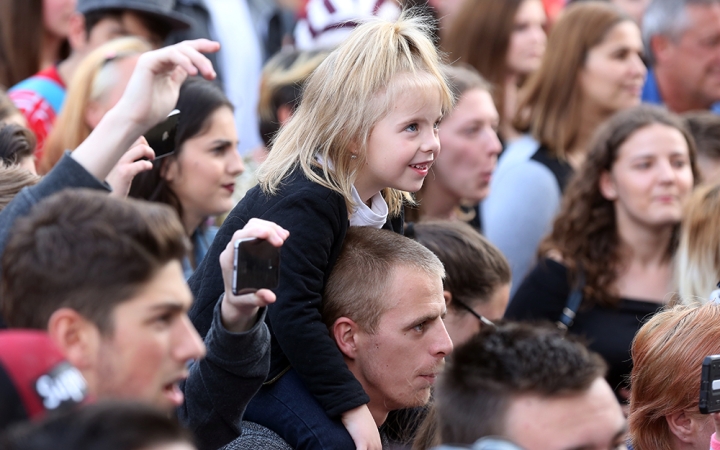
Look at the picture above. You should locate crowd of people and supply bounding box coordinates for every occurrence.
[1,0,720,449]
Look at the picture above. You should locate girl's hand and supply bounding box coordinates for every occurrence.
[114,39,220,132]
[341,404,382,450]
[219,219,289,333]
[107,137,154,199]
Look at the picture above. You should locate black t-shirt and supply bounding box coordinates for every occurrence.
[505,258,663,395]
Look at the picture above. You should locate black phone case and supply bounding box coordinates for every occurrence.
[700,355,720,413]
[232,238,280,295]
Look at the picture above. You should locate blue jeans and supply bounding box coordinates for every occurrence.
[244,368,355,450]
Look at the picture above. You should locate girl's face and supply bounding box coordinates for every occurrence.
[43,0,76,39]
[435,88,502,203]
[164,107,244,227]
[579,21,646,115]
[506,0,547,76]
[600,123,694,230]
[355,86,443,200]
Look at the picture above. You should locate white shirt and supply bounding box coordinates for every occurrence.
[349,186,388,228]
[205,0,263,155]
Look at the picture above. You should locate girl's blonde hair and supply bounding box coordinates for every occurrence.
[676,181,720,304]
[40,37,151,174]
[257,10,453,216]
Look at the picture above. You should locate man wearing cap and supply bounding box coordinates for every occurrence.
[8,0,192,157]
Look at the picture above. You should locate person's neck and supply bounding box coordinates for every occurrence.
[56,52,85,86]
[501,74,522,142]
[568,101,611,170]
[616,211,674,268]
[40,32,63,71]
[182,211,205,238]
[655,65,711,113]
[353,176,380,207]
[417,178,460,221]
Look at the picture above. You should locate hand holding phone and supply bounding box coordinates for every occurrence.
[143,109,180,160]
[218,219,289,333]
[232,237,281,295]
[700,355,720,414]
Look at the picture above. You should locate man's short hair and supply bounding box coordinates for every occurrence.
[1,189,188,332]
[642,0,720,65]
[683,111,720,161]
[435,322,607,445]
[322,227,445,333]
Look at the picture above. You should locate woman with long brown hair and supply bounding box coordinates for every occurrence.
[443,0,546,143]
[505,105,698,402]
[483,2,646,295]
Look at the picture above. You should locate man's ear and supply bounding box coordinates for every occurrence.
[599,170,617,201]
[650,34,672,66]
[67,13,88,51]
[666,410,697,444]
[443,290,452,308]
[332,317,360,359]
[46,308,101,372]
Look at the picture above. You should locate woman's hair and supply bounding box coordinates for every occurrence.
[258,49,329,148]
[128,77,234,223]
[257,10,454,216]
[0,401,194,450]
[442,0,526,128]
[0,0,69,88]
[540,105,699,308]
[0,90,21,123]
[411,221,510,312]
[629,303,720,450]
[39,37,151,174]
[683,111,720,161]
[514,2,630,158]
[405,64,492,222]
[0,123,35,167]
[675,182,720,304]
[0,165,39,212]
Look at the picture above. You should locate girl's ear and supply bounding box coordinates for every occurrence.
[599,170,617,201]
[161,157,179,183]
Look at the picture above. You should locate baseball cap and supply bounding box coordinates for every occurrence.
[0,331,89,432]
[294,0,402,51]
[76,0,192,31]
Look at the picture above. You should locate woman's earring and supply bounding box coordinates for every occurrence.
[351,154,357,160]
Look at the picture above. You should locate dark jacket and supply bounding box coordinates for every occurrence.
[188,168,402,418]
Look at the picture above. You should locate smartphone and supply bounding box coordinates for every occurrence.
[144,109,180,160]
[700,355,720,413]
[232,238,280,295]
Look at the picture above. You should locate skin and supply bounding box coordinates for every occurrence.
[443,283,510,347]
[666,409,715,450]
[163,106,245,234]
[506,0,547,76]
[92,261,206,411]
[85,55,142,130]
[653,4,720,112]
[149,443,197,450]
[580,21,647,116]
[354,85,443,204]
[504,378,628,450]
[697,154,720,184]
[86,11,166,50]
[336,264,453,426]
[43,0,76,39]
[432,89,502,205]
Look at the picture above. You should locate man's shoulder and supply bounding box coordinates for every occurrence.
[223,422,293,450]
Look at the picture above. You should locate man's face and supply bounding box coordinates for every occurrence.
[92,261,206,411]
[658,3,720,110]
[86,11,165,50]
[503,378,628,450]
[353,265,453,412]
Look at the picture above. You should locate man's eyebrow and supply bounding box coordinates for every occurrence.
[147,301,187,313]
[407,310,442,327]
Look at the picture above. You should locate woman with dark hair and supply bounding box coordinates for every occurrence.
[482,2,647,295]
[443,0,546,142]
[0,0,73,88]
[505,105,698,401]
[129,77,244,278]
[1,401,195,450]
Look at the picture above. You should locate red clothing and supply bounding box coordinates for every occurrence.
[713,432,720,450]
[8,66,66,161]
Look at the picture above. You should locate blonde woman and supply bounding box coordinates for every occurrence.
[188,12,453,450]
[39,37,151,174]
[676,182,720,304]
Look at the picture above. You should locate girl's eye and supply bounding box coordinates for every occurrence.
[672,159,687,168]
[406,124,418,132]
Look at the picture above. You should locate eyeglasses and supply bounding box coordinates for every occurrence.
[452,297,496,329]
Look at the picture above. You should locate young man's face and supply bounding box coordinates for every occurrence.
[86,10,165,50]
[503,377,628,450]
[353,265,453,413]
[91,261,206,411]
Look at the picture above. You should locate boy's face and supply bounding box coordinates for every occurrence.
[90,261,206,411]
[86,11,165,50]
